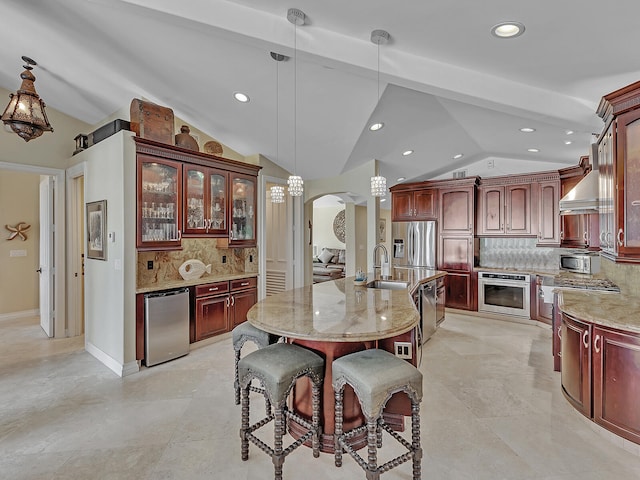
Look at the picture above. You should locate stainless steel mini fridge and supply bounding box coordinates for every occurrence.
[391,221,436,268]
[144,288,190,367]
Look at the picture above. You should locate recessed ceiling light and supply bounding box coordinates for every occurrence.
[566,130,574,135]
[519,127,536,133]
[369,122,384,131]
[453,153,464,159]
[233,92,250,103]
[564,140,573,145]
[380,198,386,202]
[397,177,406,182]
[527,148,540,153]
[491,21,526,38]
[402,150,414,156]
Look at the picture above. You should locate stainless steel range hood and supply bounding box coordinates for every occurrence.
[559,169,599,215]
[559,144,600,215]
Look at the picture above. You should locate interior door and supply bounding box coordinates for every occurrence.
[39,176,54,337]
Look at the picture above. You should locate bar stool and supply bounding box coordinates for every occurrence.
[232,322,279,406]
[332,349,423,480]
[238,342,324,480]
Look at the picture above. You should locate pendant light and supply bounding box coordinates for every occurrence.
[369,30,390,197]
[287,8,306,197]
[270,51,288,204]
[2,56,53,142]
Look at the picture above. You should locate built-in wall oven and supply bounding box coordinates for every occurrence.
[478,272,531,318]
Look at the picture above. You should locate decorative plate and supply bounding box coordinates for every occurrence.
[204,140,223,155]
[333,209,346,243]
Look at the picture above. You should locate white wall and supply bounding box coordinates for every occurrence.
[433,156,569,180]
[79,131,137,376]
[313,205,345,252]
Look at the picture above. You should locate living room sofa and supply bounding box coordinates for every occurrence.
[312,248,346,283]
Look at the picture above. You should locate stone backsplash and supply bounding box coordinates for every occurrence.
[137,238,258,288]
[600,257,640,296]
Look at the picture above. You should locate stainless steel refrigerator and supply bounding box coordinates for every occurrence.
[391,220,436,268]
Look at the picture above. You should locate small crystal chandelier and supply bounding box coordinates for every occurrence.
[287,8,306,197]
[371,174,387,197]
[369,30,390,197]
[2,56,53,142]
[270,185,285,203]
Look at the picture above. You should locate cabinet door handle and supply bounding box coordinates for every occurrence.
[560,230,564,240]
[240,282,250,287]
[617,228,624,246]
[584,231,588,243]
[231,295,235,306]
[632,200,640,207]
[600,231,606,243]
[226,297,230,307]
[606,232,612,247]
[177,230,182,240]
[582,330,589,349]
[557,326,562,340]
[594,334,601,353]
[208,287,219,292]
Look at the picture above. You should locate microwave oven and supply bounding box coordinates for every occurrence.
[559,253,601,274]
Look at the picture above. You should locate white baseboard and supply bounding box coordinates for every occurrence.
[85,341,140,377]
[0,309,39,322]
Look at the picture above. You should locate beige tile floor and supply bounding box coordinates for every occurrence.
[3,312,640,479]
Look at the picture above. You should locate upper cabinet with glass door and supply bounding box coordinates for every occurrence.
[183,165,227,236]
[229,173,257,247]
[137,156,182,250]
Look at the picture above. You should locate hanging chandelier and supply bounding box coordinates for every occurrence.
[270,185,285,203]
[369,30,390,197]
[287,8,306,197]
[2,56,53,142]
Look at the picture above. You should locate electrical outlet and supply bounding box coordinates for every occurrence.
[394,341,412,360]
[487,159,495,169]
[222,255,227,263]
[147,260,153,270]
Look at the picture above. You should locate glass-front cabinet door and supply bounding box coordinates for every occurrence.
[229,174,257,246]
[137,156,182,249]
[183,165,227,236]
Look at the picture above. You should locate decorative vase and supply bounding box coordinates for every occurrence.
[175,125,199,151]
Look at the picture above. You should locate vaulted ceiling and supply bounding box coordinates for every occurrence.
[2,0,639,187]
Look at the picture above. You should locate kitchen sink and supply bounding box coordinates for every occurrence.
[366,279,410,290]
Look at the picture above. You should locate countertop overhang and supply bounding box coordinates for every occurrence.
[558,289,640,334]
[136,272,257,294]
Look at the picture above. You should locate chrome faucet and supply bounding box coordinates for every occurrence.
[373,243,391,280]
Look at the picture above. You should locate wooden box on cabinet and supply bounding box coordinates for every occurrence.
[130,98,174,145]
[560,312,592,418]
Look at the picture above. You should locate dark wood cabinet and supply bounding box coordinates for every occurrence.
[534,276,553,325]
[593,326,640,444]
[390,188,437,221]
[440,186,475,234]
[560,312,592,417]
[194,277,257,341]
[134,137,261,250]
[183,165,227,236]
[597,81,640,263]
[477,185,504,235]
[477,183,531,236]
[136,156,183,250]
[443,272,475,311]
[536,180,561,246]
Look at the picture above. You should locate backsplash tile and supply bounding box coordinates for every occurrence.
[137,238,258,288]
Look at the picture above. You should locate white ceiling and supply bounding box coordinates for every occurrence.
[2,0,639,187]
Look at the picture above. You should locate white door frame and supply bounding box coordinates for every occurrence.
[0,161,66,337]
[39,176,54,336]
[66,162,86,337]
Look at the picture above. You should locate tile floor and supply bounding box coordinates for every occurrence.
[3,313,640,479]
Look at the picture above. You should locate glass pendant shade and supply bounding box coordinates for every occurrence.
[1,57,53,142]
[287,175,304,197]
[371,175,387,197]
[270,185,285,203]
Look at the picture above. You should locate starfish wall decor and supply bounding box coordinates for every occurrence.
[5,222,31,241]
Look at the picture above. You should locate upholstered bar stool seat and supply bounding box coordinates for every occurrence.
[332,349,423,480]
[239,343,324,480]
[232,322,279,406]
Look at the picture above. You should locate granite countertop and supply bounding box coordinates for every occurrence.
[247,270,446,342]
[558,289,640,334]
[136,272,257,294]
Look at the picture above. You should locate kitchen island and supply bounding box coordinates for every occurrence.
[246,270,445,452]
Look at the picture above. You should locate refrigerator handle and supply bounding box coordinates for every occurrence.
[408,225,415,265]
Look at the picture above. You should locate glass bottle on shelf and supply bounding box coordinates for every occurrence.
[209,173,226,232]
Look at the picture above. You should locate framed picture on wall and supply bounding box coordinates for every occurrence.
[86,200,107,260]
[378,218,386,242]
